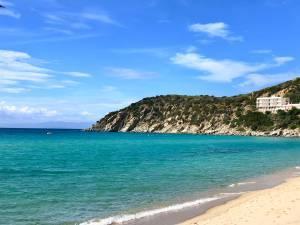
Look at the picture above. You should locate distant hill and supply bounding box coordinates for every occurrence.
[0,121,93,129]
[89,78,300,137]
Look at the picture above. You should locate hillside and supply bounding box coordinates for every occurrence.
[89,78,300,137]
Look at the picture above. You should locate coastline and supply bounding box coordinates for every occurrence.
[86,129,300,138]
[179,176,300,225]
[81,167,300,225]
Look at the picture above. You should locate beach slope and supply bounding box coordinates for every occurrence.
[179,177,300,225]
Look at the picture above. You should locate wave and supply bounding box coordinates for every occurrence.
[80,193,238,225]
[228,181,256,188]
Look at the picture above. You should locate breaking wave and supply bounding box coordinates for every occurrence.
[80,193,238,225]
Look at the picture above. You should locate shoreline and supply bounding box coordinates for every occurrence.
[86,129,300,138]
[80,167,300,225]
[179,176,300,225]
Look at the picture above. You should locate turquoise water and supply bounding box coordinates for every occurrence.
[0,129,300,225]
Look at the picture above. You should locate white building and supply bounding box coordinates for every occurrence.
[256,96,300,113]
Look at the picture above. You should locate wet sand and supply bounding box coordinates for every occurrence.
[179,177,300,225]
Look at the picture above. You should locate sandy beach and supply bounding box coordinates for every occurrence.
[179,176,300,225]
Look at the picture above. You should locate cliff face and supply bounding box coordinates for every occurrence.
[89,78,300,137]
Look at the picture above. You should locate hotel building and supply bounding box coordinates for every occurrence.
[256,96,300,113]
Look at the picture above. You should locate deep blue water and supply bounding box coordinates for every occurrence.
[0,129,300,225]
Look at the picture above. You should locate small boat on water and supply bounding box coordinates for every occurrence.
[46,132,52,135]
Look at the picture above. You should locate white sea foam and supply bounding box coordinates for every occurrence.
[80,196,225,225]
[220,192,246,195]
[228,181,256,188]
[295,166,300,170]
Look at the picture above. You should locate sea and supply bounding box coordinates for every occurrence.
[0,128,300,225]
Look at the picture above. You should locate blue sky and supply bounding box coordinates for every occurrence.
[0,0,299,128]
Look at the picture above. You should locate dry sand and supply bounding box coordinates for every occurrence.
[178,177,300,225]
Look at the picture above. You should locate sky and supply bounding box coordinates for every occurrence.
[0,0,299,128]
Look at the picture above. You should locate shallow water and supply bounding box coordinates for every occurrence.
[0,129,300,225]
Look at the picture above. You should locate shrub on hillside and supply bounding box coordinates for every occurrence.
[237,111,273,131]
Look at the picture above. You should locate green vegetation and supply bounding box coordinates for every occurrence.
[275,108,300,129]
[232,108,300,131]
[235,111,274,131]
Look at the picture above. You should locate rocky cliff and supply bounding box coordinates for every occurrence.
[89,78,300,137]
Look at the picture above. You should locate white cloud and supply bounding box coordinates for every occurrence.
[44,14,66,25]
[0,0,21,18]
[0,101,58,118]
[0,50,30,61]
[0,87,29,94]
[240,73,299,88]
[81,12,119,26]
[171,52,267,82]
[186,46,198,53]
[189,22,228,37]
[171,51,295,82]
[61,80,80,85]
[189,22,242,41]
[46,84,65,89]
[43,10,120,34]
[0,8,20,18]
[106,67,157,79]
[64,71,92,77]
[0,49,90,93]
[0,70,51,82]
[0,0,13,6]
[274,56,294,65]
[0,79,17,85]
[0,50,52,90]
[44,27,74,35]
[43,13,91,29]
[44,13,91,30]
